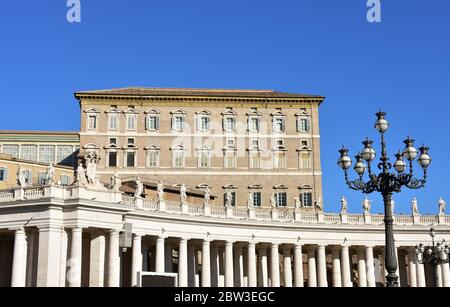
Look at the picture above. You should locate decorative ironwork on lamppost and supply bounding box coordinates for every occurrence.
[337,111,431,287]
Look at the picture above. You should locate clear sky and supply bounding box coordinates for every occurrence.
[0,0,448,214]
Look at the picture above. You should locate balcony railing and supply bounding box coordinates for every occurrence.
[0,185,448,226]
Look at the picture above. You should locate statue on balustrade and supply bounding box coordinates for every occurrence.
[362,197,371,214]
[16,166,27,188]
[439,197,446,215]
[411,197,419,215]
[157,180,164,203]
[203,186,210,206]
[135,177,144,198]
[315,195,323,213]
[340,196,348,215]
[270,193,277,209]
[110,171,121,192]
[180,183,187,204]
[247,191,254,208]
[225,189,233,208]
[84,151,102,187]
[76,162,87,187]
[294,197,301,210]
[45,163,55,185]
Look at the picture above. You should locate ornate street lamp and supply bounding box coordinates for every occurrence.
[415,227,449,266]
[337,111,431,287]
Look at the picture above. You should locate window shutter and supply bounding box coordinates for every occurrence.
[307,119,311,132]
[222,117,225,131]
[171,117,175,131]
[197,116,201,132]
[145,116,149,131]
[156,117,160,130]
[4,168,7,181]
[247,117,250,132]
[282,118,286,132]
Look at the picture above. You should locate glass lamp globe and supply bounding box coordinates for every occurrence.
[361,138,376,161]
[338,147,352,170]
[374,111,389,132]
[354,154,366,176]
[403,137,418,161]
[394,151,407,173]
[418,146,432,169]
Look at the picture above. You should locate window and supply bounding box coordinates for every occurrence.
[277,139,284,146]
[88,115,97,130]
[298,117,311,133]
[274,151,286,169]
[199,151,210,168]
[147,151,159,168]
[273,117,285,133]
[57,146,74,164]
[198,116,210,132]
[172,151,185,168]
[224,151,236,168]
[109,152,118,167]
[300,152,311,169]
[38,172,46,185]
[61,175,70,186]
[0,167,7,181]
[249,152,260,169]
[301,140,309,147]
[126,114,137,131]
[224,117,235,132]
[126,152,135,167]
[227,139,235,147]
[108,114,119,131]
[173,116,185,132]
[2,145,19,158]
[276,192,287,207]
[249,117,260,133]
[110,138,117,145]
[39,146,55,164]
[24,170,32,185]
[127,138,135,146]
[251,139,259,148]
[252,191,262,207]
[146,115,159,131]
[301,191,313,207]
[20,145,38,161]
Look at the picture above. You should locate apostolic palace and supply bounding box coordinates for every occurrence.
[0,88,449,287]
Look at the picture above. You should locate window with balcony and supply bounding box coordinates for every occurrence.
[276,192,287,207]
[145,109,160,132]
[171,110,186,132]
[108,151,117,167]
[0,167,7,181]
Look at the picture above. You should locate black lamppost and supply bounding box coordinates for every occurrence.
[337,111,432,287]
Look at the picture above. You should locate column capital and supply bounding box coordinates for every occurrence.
[202,238,212,244]
[108,229,121,235]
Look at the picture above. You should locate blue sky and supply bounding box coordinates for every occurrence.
[0,0,449,214]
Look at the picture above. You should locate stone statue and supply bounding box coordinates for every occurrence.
[203,187,210,206]
[157,180,164,203]
[45,163,55,185]
[225,189,233,208]
[247,191,254,208]
[76,162,87,186]
[294,197,301,210]
[16,166,27,188]
[135,177,144,198]
[110,171,121,192]
[85,151,101,186]
[439,197,446,215]
[180,184,187,203]
[340,196,348,215]
[412,197,419,215]
[362,197,371,214]
[270,194,277,209]
[315,195,323,212]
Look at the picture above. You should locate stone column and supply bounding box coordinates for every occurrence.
[407,249,417,287]
[155,236,165,273]
[366,246,376,287]
[294,244,304,287]
[317,245,328,287]
[165,243,173,273]
[416,259,426,287]
[131,234,142,287]
[107,230,120,287]
[436,264,443,287]
[37,226,63,287]
[68,227,83,287]
[270,243,280,287]
[283,247,293,287]
[441,262,450,287]
[258,247,269,287]
[247,243,257,287]
[210,245,219,287]
[307,247,317,287]
[188,244,197,287]
[341,245,352,287]
[332,247,342,287]
[178,238,188,287]
[89,233,106,287]
[234,245,244,287]
[225,241,234,287]
[59,229,68,287]
[357,249,367,287]
[201,239,211,287]
[11,228,27,287]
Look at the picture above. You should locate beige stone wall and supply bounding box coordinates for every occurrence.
[79,98,323,208]
[0,158,74,189]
